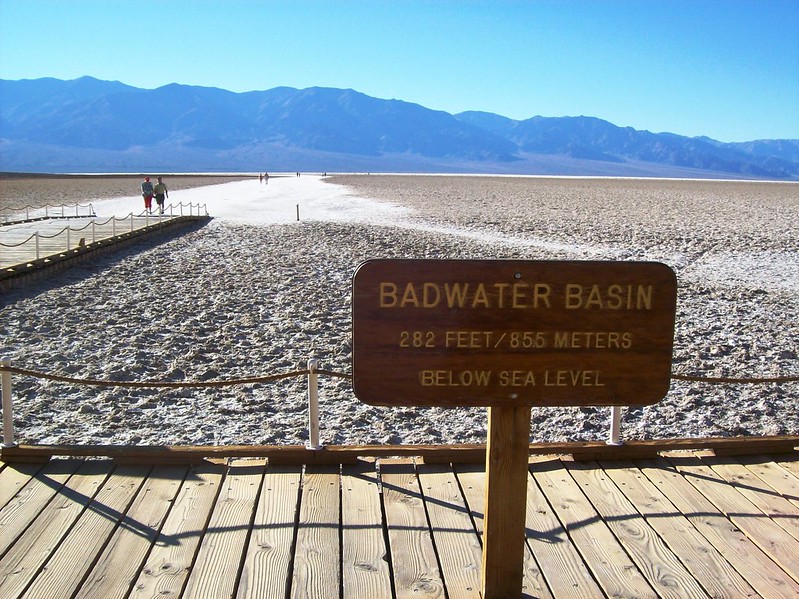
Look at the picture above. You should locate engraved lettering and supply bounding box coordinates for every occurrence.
[553,331,634,349]
[563,284,653,310]
[379,282,398,307]
[444,283,469,308]
[499,370,537,387]
[472,283,490,308]
[400,283,420,307]
[543,370,605,386]
[378,282,556,309]
[422,283,440,308]
[419,370,492,387]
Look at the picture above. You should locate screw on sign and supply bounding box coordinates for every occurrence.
[352,259,677,598]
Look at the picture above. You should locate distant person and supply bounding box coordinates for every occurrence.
[153,177,169,214]
[141,177,154,214]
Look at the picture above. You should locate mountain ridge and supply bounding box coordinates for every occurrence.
[1,76,797,179]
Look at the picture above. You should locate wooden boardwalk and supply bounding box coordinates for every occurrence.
[0,213,182,271]
[1,445,798,598]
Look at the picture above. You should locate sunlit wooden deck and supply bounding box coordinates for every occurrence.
[0,214,199,270]
[1,439,798,598]
[0,212,210,293]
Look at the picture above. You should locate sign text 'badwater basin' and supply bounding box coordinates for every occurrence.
[352,259,677,407]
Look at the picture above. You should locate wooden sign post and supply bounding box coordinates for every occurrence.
[352,259,677,598]
[482,404,532,597]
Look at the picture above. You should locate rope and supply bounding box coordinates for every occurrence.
[1,365,312,388]
[0,209,206,250]
[0,202,95,215]
[0,364,792,388]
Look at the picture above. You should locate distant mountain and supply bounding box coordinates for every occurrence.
[1,76,797,179]
[455,111,799,178]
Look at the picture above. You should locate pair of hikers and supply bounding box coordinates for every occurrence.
[141,176,168,214]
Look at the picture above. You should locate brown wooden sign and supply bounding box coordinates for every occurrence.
[352,259,677,407]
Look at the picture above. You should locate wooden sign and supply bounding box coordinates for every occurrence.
[352,259,677,407]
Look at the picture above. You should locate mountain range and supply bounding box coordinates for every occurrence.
[1,76,797,179]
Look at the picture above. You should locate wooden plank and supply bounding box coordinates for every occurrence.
[638,456,799,598]
[0,462,46,509]
[0,459,81,557]
[523,457,602,599]
[291,465,341,599]
[130,460,226,598]
[667,454,799,583]
[776,455,799,479]
[565,460,709,598]
[600,459,756,598]
[21,463,149,599]
[182,459,265,599]
[341,462,392,599]
[381,460,445,598]
[700,454,799,543]
[417,463,482,598]
[0,459,112,599]
[237,465,302,599]
[452,464,486,536]
[482,405,531,599]
[5,435,797,464]
[74,465,188,599]
[740,454,799,510]
[531,459,658,599]
[455,463,555,598]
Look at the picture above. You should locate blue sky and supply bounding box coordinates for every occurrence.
[1,0,797,142]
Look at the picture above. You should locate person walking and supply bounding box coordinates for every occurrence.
[141,176,154,214]
[153,177,169,214]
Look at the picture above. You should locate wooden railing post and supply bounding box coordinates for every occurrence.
[2,357,15,448]
[307,358,321,449]
[608,405,623,445]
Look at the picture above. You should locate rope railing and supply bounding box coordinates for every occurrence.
[0,358,795,450]
[0,202,96,224]
[0,364,351,387]
[0,202,208,267]
[1,363,795,387]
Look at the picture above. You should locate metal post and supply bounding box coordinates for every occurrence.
[607,405,623,445]
[66,227,71,251]
[112,216,116,237]
[2,357,15,448]
[307,358,321,449]
[92,221,96,243]
[35,233,40,260]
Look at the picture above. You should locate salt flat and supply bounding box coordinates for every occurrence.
[1,174,797,446]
